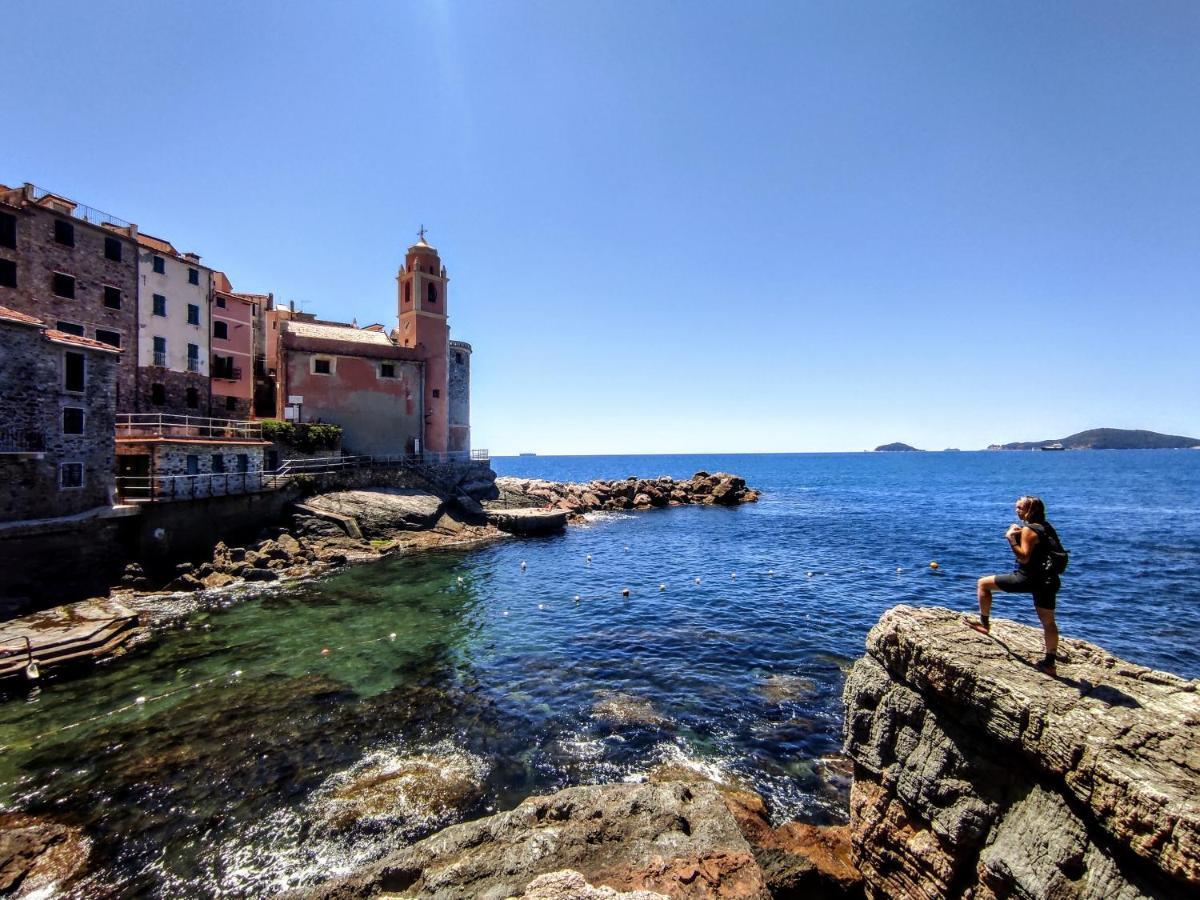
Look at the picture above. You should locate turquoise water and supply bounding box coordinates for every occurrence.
[0,450,1196,896]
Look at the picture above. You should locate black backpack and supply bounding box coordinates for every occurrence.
[1030,523,1069,576]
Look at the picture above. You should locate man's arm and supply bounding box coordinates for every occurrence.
[1006,525,1039,564]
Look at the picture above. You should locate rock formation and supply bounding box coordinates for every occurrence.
[491,472,759,518]
[0,813,90,897]
[842,605,1200,899]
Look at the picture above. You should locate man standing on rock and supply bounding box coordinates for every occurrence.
[968,496,1063,675]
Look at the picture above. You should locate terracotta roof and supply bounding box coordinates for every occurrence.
[136,232,179,256]
[283,319,395,346]
[45,330,122,354]
[0,305,44,328]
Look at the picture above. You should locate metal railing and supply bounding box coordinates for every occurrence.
[153,351,167,367]
[0,427,45,454]
[116,414,262,440]
[276,449,489,477]
[116,471,270,502]
[26,183,133,230]
[187,357,201,373]
[212,365,242,381]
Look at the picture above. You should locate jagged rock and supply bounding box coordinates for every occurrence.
[304,489,445,537]
[241,567,278,582]
[490,474,758,518]
[0,813,90,896]
[521,870,668,899]
[201,572,236,589]
[315,549,348,567]
[277,533,304,558]
[166,573,203,592]
[292,781,769,899]
[843,605,1200,899]
[174,561,195,575]
[257,539,290,561]
[487,508,569,536]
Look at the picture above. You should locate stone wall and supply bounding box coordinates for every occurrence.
[300,459,494,500]
[0,318,119,521]
[134,367,212,418]
[116,439,266,501]
[842,605,1199,899]
[0,189,139,410]
[448,340,470,452]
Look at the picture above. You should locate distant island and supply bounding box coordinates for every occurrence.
[987,428,1200,451]
[875,442,921,452]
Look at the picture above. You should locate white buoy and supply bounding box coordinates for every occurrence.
[659,583,666,592]
[896,567,903,573]
[624,545,630,552]
[806,571,814,577]
[389,632,397,641]
[586,554,592,563]
[731,572,737,580]
[621,588,630,597]
[521,561,527,571]
[457,576,464,584]
[694,577,701,584]
[135,695,146,704]
[767,569,774,577]
[502,610,509,616]
[25,661,40,681]
[538,603,545,610]
[574,595,581,602]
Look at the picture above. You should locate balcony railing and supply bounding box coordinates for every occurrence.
[275,449,490,476]
[212,364,242,381]
[116,414,262,441]
[116,471,270,502]
[153,351,167,367]
[187,357,201,373]
[26,183,133,230]
[0,427,45,455]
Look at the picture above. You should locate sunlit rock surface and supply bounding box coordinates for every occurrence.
[843,605,1200,899]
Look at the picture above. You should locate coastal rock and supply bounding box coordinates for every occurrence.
[490,473,759,519]
[521,870,668,899]
[0,813,90,897]
[487,508,569,536]
[202,572,236,589]
[842,605,1200,899]
[242,567,278,582]
[295,781,769,899]
[304,489,446,537]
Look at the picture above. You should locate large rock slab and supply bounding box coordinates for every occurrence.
[304,489,445,537]
[295,781,769,899]
[843,605,1200,899]
[0,813,90,897]
[487,508,569,536]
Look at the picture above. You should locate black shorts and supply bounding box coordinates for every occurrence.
[994,571,1058,611]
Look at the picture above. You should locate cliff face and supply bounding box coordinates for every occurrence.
[843,606,1199,899]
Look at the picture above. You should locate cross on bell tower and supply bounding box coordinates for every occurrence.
[397,227,450,453]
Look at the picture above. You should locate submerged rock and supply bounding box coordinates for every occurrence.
[591,691,669,728]
[0,812,90,897]
[842,605,1200,899]
[294,781,769,899]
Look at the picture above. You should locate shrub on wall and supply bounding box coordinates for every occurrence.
[260,420,342,452]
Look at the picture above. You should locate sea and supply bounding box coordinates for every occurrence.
[0,450,1196,897]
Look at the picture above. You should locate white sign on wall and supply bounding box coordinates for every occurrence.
[287,395,304,405]
[283,406,298,421]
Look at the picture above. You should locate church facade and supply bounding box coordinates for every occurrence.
[269,233,472,457]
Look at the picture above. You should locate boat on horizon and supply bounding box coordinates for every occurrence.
[1040,442,1065,451]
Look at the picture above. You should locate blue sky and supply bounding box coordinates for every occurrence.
[5,1,1198,453]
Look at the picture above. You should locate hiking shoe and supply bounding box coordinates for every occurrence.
[1034,659,1058,677]
[963,617,990,635]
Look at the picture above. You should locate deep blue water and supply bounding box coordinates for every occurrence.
[0,450,1195,896]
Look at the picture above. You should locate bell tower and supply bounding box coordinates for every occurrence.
[397,226,450,453]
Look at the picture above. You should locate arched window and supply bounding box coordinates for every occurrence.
[404,282,411,305]
[427,283,437,305]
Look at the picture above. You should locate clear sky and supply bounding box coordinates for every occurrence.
[5,2,1198,454]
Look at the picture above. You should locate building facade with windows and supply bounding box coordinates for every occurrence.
[0,305,120,522]
[0,183,138,411]
[210,272,258,419]
[135,232,213,416]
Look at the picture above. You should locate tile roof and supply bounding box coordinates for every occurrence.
[283,319,395,346]
[45,330,122,353]
[0,305,44,328]
[136,232,179,256]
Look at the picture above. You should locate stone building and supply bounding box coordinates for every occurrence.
[0,305,121,522]
[268,232,473,457]
[114,421,269,501]
[134,232,213,416]
[0,183,139,411]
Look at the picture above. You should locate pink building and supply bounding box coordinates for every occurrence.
[210,272,256,419]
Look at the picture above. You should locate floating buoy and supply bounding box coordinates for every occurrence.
[929,561,939,570]
[659,583,666,592]
[806,571,814,577]
[624,546,630,553]
[520,561,527,571]
[574,595,581,602]
[731,572,737,580]
[767,569,774,577]
[25,661,40,681]
[694,577,701,585]
[621,588,630,597]
[896,567,903,573]
[502,610,509,616]
[457,576,464,584]
[321,648,331,656]
[538,603,545,610]
[233,670,243,677]
[389,632,397,641]
[586,554,592,563]
[135,695,146,704]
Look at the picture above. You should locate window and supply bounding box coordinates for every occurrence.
[404,282,411,305]
[56,321,84,336]
[427,283,437,304]
[152,255,165,274]
[151,383,166,405]
[185,455,199,475]
[103,285,122,309]
[62,407,84,435]
[54,219,74,247]
[52,272,75,298]
[0,212,15,248]
[153,294,166,316]
[188,268,199,285]
[314,358,331,375]
[216,295,226,308]
[186,387,199,409]
[455,352,463,364]
[187,304,200,325]
[187,343,200,371]
[64,352,85,392]
[0,259,15,288]
[213,355,236,379]
[95,329,121,348]
[59,462,84,489]
[225,395,236,411]
[153,336,167,367]
[213,320,228,339]
[104,237,122,262]
[380,363,396,378]
[212,454,226,473]
[432,388,441,398]
[237,453,249,473]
